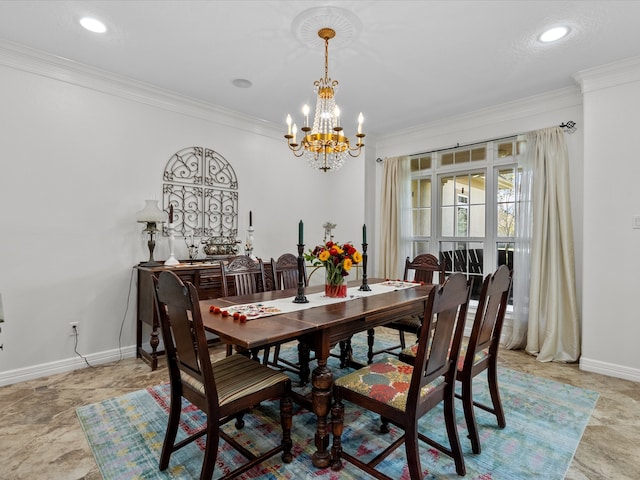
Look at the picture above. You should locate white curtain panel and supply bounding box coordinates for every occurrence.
[507,135,532,350]
[512,127,581,362]
[378,156,412,279]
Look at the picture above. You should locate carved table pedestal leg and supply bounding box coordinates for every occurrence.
[311,357,333,468]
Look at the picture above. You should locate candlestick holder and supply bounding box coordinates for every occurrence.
[358,242,371,291]
[184,237,200,264]
[164,223,179,266]
[293,243,309,303]
[244,225,256,261]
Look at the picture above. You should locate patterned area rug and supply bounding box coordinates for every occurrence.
[77,338,598,479]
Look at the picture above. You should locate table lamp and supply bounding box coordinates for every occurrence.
[136,200,166,265]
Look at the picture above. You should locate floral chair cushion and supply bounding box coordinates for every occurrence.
[334,357,444,411]
[401,339,489,371]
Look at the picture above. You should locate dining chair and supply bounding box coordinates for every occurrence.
[399,264,512,454]
[270,253,307,290]
[152,270,293,480]
[367,253,446,363]
[219,255,267,359]
[219,255,266,297]
[266,253,312,385]
[330,273,471,479]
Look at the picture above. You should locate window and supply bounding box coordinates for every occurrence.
[410,155,432,255]
[496,165,517,271]
[162,147,238,239]
[409,138,520,301]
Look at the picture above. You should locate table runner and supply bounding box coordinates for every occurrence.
[210,280,421,320]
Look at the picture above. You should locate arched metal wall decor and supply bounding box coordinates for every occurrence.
[162,147,238,242]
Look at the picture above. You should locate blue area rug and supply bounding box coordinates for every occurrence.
[77,339,598,479]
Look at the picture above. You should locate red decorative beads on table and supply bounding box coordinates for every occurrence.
[208,307,247,323]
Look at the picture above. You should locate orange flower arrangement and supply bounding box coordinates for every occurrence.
[305,241,362,296]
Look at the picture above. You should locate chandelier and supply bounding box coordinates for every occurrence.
[285,28,365,172]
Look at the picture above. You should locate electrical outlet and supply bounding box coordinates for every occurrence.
[69,322,79,336]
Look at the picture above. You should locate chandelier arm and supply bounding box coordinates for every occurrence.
[285,137,306,157]
[289,147,306,158]
[347,146,364,157]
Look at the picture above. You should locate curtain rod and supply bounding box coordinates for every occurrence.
[375,120,577,162]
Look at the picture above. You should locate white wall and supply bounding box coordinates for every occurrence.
[0,43,364,384]
[575,58,640,381]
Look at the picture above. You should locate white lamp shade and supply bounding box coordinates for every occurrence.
[136,199,166,223]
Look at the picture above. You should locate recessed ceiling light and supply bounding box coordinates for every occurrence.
[80,17,107,34]
[539,26,569,43]
[232,78,253,88]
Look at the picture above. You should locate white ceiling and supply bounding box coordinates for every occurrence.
[1,1,640,136]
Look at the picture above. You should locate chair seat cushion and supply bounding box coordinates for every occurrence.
[400,340,489,371]
[334,357,443,411]
[182,354,289,406]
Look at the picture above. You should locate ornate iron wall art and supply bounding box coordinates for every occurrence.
[162,147,238,240]
[204,189,238,237]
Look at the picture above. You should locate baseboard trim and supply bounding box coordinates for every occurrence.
[0,345,137,387]
[5,340,637,387]
[579,356,640,383]
[474,317,640,384]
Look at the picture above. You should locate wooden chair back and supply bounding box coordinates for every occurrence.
[220,255,266,297]
[271,253,307,290]
[464,264,512,372]
[403,253,446,285]
[411,272,472,391]
[154,271,218,415]
[457,264,512,454]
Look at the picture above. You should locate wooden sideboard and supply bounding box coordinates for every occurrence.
[135,258,276,370]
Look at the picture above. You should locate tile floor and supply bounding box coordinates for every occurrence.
[1,330,638,480]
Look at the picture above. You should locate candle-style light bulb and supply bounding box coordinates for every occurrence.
[286,114,292,135]
[357,112,364,134]
[302,104,310,128]
[292,123,297,144]
[334,106,340,129]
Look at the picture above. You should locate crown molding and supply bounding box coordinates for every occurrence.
[573,56,640,94]
[0,39,283,138]
[377,86,582,154]
[387,86,581,140]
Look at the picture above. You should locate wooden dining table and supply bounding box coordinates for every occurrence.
[198,278,434,469]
